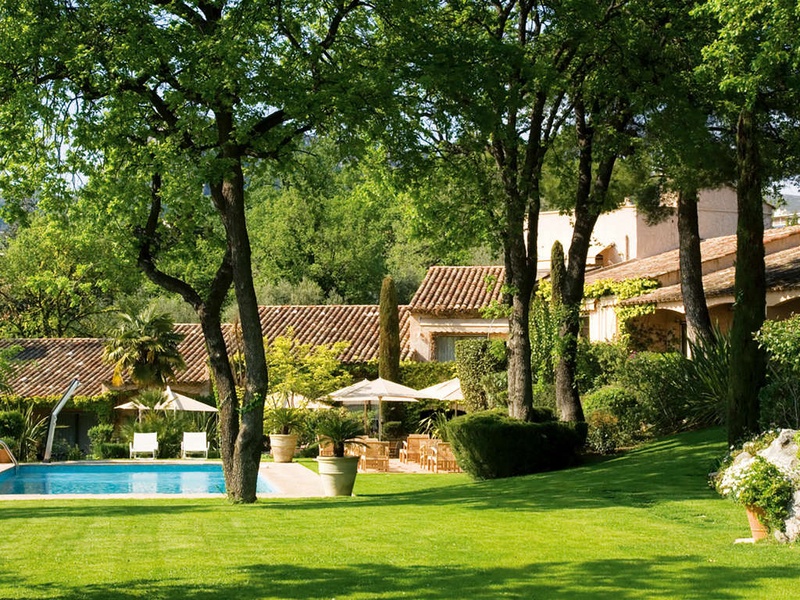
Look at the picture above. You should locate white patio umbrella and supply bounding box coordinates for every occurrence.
[155,386,219,413]
[418,377,465,414]
[114,400,150,422]
[418,378,464,402]
[328,378,425,438]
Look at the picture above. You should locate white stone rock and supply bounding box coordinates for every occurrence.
[782,489,800,543]
[756,429,800,542]
[758,429,799,478]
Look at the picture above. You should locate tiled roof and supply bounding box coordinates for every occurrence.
[0,338,112,397]
[0,327,213,398]
[173,323,216,384]
[584,225,800,286]
[409,266,505,316]
[258,305,412,363]
[623,245,800,306]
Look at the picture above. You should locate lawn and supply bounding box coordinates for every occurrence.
[2,428,798,599]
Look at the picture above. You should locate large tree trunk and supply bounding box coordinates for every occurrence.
[727,109,766,444]
[505,197,536,422]
[677,188,714,346]
[214,159,268,503]
[554,101,624,423]
[137,174,241,492]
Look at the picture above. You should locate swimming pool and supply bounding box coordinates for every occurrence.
[0,463,272,496]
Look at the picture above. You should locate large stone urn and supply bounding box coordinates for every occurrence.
[269,433,299,463]
[317,456,360,496]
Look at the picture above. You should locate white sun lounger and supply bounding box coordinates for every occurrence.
[181,432,209,459]
[130,432,158,459]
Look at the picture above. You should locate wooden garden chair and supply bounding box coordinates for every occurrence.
[399,433,430,464]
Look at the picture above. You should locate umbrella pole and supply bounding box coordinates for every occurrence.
[363,402,369,435]
[378,398,383,440]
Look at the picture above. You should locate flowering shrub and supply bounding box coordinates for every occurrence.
[713,430,797,534]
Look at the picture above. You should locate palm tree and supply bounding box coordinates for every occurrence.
[103,309,186,388]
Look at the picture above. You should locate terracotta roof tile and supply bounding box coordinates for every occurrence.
[623,244,800,306]
[0,338,112,397]
[585,225,800,286]
[258,305,412,363]
[409,266,505,316]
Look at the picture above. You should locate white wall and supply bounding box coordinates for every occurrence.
[534,187,769,272]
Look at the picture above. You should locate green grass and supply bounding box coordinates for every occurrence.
[2,428,799,599]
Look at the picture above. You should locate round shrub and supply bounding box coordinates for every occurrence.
[586,410,621,454]
[583,385,642,444]
[447,410,587,480]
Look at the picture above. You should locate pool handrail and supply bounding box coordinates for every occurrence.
[0,439,18,472]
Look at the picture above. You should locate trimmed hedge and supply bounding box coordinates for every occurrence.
[97,443,128,459]
[447,410,587,480]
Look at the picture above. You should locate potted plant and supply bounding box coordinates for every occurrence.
[315,408,364,496]
[713,432,796,541]
[264,407,307,463]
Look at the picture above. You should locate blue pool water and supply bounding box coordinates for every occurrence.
[0,463,272,495]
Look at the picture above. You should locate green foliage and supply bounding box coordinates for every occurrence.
[248,142,460,305]
[87,424,114,446]
[583,386,643,446]
[263,407,309,436]
[96,443,128,459]
[755,317,800,428]
[586,411,622,455]
[584,278,660,337]
[0,215,133,337]
[615,352,693,435]
[398,362,457,390]
[684,329,730,429]
[758,377,800,430]
[314,408,365,458]
[455,339,507,412]
[716,455,794,533]
[419,410,451,442]
[574,340,628,396]
[529,281,558,387]
[87,424,115,458]
[755,316,800,368]
[0,345,20,394]
[378,276,401,382]
[15,404,48,462]
[266,329,351,402]
[50,439,84,462]
[103,309,186,388]
[447,410,586,480]
[0,410,25,440]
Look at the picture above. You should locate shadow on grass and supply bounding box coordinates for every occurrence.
[2,555,796,599]
[0,428,727,522]
[263,427,728,513]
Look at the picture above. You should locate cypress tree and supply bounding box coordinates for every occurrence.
[378,276,401,382]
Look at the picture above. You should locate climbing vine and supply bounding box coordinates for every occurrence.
[584,278,660,337]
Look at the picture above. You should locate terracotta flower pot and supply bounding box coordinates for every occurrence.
[269,434,299,463]
[317,456,359,496]
[746,505,769,541]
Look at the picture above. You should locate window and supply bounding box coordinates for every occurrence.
[579,317,590,339]
[434,335,485,362]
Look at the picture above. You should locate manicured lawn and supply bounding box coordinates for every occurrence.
[2,428,798,599]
